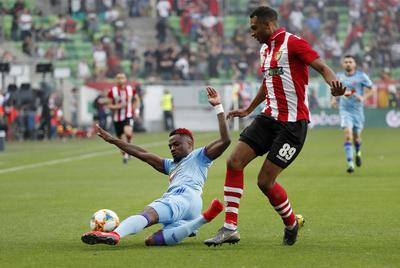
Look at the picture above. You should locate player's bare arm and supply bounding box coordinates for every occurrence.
[132,94,139,110]
[310,58,347,96]
[95,124,164,172]
[357,87,373,102]
[226,83,266,120]
[204,87,231,160]
[106,97,127,110]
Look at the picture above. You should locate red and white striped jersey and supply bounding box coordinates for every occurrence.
[107,85,137,122]
[260,28,319,122]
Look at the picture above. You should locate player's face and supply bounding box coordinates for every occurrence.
[116,74,127,86]
[342,58,356,73]
[168,135,193,161]
[250,17,273,44]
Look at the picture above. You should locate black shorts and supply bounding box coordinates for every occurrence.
[239,114,308,169]
[113,118,134,138]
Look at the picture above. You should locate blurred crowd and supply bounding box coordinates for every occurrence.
[1,0,399,81]
[0,0,399,142]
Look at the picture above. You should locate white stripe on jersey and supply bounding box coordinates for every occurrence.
[261,31,308,122]
[126,85,133,119]
[263,40,279,119]
[111,86,120,122]
[111,85,134,122]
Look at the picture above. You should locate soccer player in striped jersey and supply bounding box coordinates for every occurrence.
[204,6,346,247]
[107,73,139,164]
[332,55,373,173]
[81,87,231,246]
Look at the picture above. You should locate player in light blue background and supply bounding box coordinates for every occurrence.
[81,87,230,246]
[332,55,373,173]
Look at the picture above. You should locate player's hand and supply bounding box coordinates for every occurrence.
[95,124,115,143]
[206,86,221,106]
[330,80,347,96]
[226,109,249,120]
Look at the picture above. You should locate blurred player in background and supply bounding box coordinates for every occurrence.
[81,87,231,246]
[107,73,139,164]
[205,6,346,247]
[332,55,373,173]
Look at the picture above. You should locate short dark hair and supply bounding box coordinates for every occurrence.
[343,55,356,62]
[169,128,194,142]
[250,6,278,22]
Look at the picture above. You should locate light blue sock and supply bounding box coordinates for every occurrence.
[344,142,354,166]
[162,216,207,245]
[114,215,148,238]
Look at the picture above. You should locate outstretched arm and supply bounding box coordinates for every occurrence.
[96,124,164,173]
[106,97,126,110]
[310,58,347,96]
[204,87,231,160]
[226,83,266,120]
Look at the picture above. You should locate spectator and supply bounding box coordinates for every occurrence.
[93,43,107,80]
[18,8,32,41]
[114,30,125,59]
[156,17,168,43]
[22,36,33,56]
[175,53,190,80]
[70,88,79,128]
[161,89,175,131]
[77,59,92,81]
[64,15,77,33]
[289,3,303,34]
[374,70,398,108]
[305,7,321,36]
[156,0,171,18]
[93,90,108,130]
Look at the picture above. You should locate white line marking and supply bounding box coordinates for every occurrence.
[0,141,166,175]
[0,133,216,175]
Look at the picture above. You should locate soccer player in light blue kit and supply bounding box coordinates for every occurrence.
[81,87,230,246]
[333,55,373,173]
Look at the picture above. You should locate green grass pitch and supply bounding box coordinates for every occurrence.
[0,129,399,267]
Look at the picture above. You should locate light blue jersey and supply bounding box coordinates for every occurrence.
[163,147,213,194]
[148,147,213,225]
[337,70,373,132]
[337,70,373,113]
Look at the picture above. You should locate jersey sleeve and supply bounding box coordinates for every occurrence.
[196,147,213,167]
[361,72,373,88]
[288,35,320,65]
[162,158,173,175]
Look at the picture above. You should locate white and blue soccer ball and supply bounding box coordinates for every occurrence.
[90,209,120,232]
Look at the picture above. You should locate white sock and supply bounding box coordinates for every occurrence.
[114,215,148,238]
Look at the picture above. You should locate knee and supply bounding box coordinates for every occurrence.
[257,173,275,193]
[145,235,156,246]
[345,136,352,143]
[227,156,245,170]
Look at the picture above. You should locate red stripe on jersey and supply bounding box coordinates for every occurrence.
[287,35,316,121]
[117,87,122,121]
[108,85,136,122]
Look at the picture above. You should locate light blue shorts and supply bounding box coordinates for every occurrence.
[148,186,202,225]
[340,110,364,134]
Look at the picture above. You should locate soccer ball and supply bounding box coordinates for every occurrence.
[90,209,120,232]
